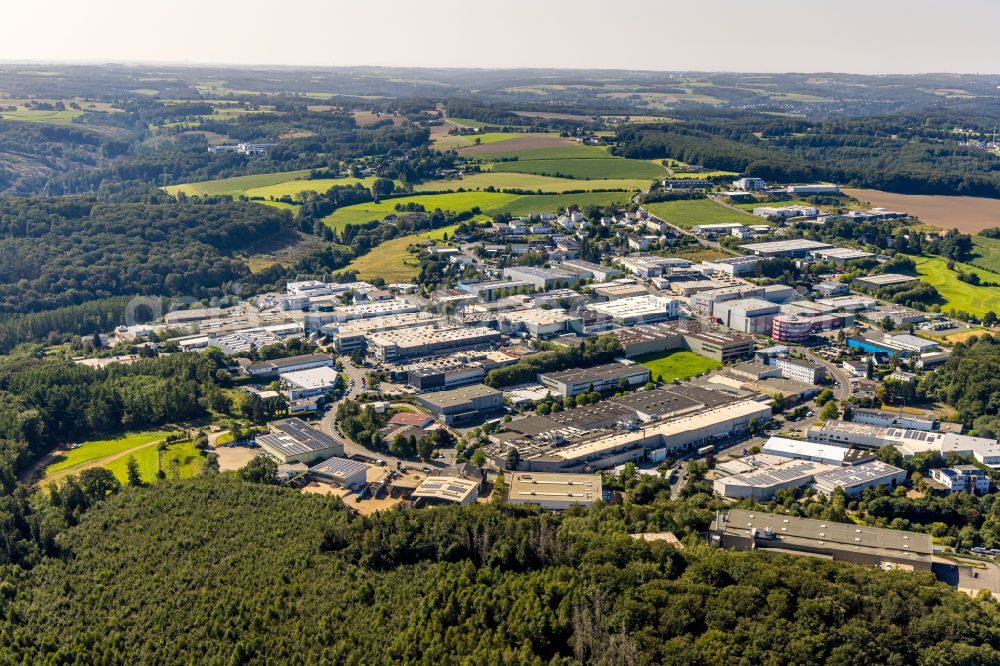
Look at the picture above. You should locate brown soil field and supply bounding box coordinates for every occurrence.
[458,134,576,155]
[514,111,594,121]
[352,111,404,126]
[845,188,1000,233]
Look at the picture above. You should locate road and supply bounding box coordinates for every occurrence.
[799,348,852,402]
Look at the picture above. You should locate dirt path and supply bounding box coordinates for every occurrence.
[39,438,169,486]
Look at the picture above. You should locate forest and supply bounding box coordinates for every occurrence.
[0,476,998,664]
[924,334,1000,437]
[613,117,1000,198]
[0,196,289,314]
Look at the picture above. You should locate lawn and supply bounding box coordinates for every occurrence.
[911,255,1000,316]
[493,191,632,217]
[643,198,758,230]
[492,156,665,180]
[344,223,462,282]
[44,430,175,474]
[633,351,721,382]
[104,440,205,484]
[414,172,647,193]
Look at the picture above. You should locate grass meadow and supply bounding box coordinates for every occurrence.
[911,255,1000,316]
[643,198,758,229]
[634,351,721,382]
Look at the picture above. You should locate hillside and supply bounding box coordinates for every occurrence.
[2,477,998,664]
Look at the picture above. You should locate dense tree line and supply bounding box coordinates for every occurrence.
[613,117,1000,198]
[1,477,999,663]
[924,334,1000,436]
[0,197,288,314]
[0,350,232,487]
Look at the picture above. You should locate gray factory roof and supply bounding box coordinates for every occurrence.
[416,384,501,409]
[258,418,339,456]
[716,509,932,561]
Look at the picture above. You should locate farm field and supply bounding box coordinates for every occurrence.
[0,107,84,124]
[911,255,1000,316]
[40,430,175,485]
[162,170,312,197]
[969,233,1000,274]
[644,198,757,229]
[321,191,518,232]
[845,188,1000,233]
[492,156,665,180]
[634,350,721,382]
[321,190,630,231]
[344,224,461,282]
[243,177,376,199]
[432,131,532,151]
[467,143,614,160]
[414,172,647,193]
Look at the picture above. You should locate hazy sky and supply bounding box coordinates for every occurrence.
[4,0,999,74]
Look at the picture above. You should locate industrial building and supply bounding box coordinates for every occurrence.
[738,239,834,258]
[592,282,649,300]
[322,313,440,353]
[690,285,765,316]
[245,353,334,378]
[812,461,907,497]
[699,256,762,277]
[712,298,780,334]
[851,408,936,431]
[586,295,680,325]
[280,366,340,400]
[807,420,1000,468]
[761,437,875,466]
[368,325,501,362]
[309,457,370,489]
[809,247,876,265]
[255,418,343,465]
[711,509,933,572]
[507,472,603,510]
[329,298,420,323]
[713,458,828,500]
[751,205,819,219]
[496,307,582,338]
[456,279,533,302]
[503,266,588,290]
[414,384,504,425]
[610,321,754,363]
[556,260,622,282]
[539,362,651,397]
[852,273,920,290]
[410,466,482,505]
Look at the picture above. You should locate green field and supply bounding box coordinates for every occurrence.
[244,177,376,199]
[969,234,1000,274]
[414,172,647,193]
[643,198,758,229]
[492,156,665,180]
[495,191,631,217]
[320,191,519,231]
[41,430,176,485]
[0,108,84,124]
[634,351,721,382]
[470,144,617,161]
[163,170,313,197]
[345,224,462,282]
[432,132,530,151]
[911,255,1000,316]
[104,440,205,484]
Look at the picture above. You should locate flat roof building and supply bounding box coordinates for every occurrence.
[738,239,834,258]
[280,366,340,400]
[245,353,334,378]
[539,362,651,397]
[507,472,603,510]
[368,325,501,362]
[711,509,932,572]
[587,295,680,326]
[713,459,830,500]
[256,417,343,465]
[410,474,480,505]
[852,273,920,289]
[813,461,907,497]
[414,384,504,425]
[309,456,370,489]
[609,321,754,363]
[810,247,876,264]
[761,437,875,466]
[700,256,762,277]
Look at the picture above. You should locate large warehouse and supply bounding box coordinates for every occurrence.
[507,472,603,510]
[539,362,651,397]
[367,325,501,362]
[309,456,370,489]
[256,418,343,465]
[414,384,504,425]
[711,509,933,572]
